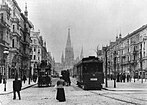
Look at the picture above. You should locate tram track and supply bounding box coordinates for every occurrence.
[71,79,147,104]
[90,91,147,105]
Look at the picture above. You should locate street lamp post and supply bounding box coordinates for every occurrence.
[113,51,117,88]
[3,50,9,91]
[103,46,108,88]
[140,48,143,83]
[133,47,136,82]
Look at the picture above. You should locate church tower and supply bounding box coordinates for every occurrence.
[80,46,84,60]
[64,28,74,69]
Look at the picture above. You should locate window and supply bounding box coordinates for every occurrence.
[38,49,40,54]
[34,47,36,52]
[12,39,15,48]
[0,31,3,39]
[13,25,15,32]
[33,55,36,60]
[34,39,36,44]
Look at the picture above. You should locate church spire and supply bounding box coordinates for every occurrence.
[61,52,64,64]
[66,28,72,48]
[24,2,28,18]
[80,46,84,59]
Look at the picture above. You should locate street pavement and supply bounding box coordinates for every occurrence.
[0,78,36,95]
[0,77,147,95]
[71,77,147,91]
[0,77,147,105]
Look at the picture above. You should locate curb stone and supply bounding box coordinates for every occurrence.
[0,84,37,95]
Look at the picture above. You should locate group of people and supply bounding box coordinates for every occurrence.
[110,73,131,82]
[61,70,71,86]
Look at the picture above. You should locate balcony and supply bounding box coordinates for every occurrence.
[0,16,10,29]
[11,18,19,23]
[12,29,20,37]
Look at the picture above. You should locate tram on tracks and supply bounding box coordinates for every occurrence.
[73,56,104,90]
[37,60,52,87]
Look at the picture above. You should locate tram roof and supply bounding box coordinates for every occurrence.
[74,56,103,66]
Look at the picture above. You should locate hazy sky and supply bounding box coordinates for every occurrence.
[17,0,147,62]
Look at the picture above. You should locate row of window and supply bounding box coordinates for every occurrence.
[31,55,41,61]
[32,47,40,53]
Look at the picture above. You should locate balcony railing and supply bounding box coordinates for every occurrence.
[11,18,19,23]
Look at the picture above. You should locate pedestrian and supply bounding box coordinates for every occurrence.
[33,74,37,82]
[55,76,66,102]
[120,73,123,82]
[23,75,27,84]
[116,73,120,82]
[110,74,113,80]
[0,73,2,83]
[66,70,71,86]
[127,73,130,82]
[123,73,126,82]
[13,76,22,100]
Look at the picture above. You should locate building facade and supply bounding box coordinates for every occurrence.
[104,25,147,78]
[30,30,53,76]
[30,31,42,75]
[0,0,33,79]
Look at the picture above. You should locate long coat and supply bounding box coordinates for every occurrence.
[56,79,66,102]
[13,80,22,91]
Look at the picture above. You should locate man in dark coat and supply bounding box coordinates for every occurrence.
[23,75,27,84]
[13,77,22,100]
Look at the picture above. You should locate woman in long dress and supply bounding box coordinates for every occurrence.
[56,77,66,102]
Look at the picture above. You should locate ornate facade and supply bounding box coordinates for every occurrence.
[0,0,33,79]
[104,25,147,78]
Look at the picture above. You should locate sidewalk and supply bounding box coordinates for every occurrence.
[103,79,147,91]
[70,77,147,91]
[0,78,37,95]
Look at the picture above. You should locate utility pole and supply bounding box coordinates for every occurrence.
[113,51,117,88]
[140,48,143,83]
[104,46,108,87]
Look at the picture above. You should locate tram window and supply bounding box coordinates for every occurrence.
[83,63,98,73]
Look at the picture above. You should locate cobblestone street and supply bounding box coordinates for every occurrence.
[1,78,147,105]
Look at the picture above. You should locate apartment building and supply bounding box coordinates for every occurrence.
[30,31,42,75]
[0,0,33,79]
[106,25,147,78]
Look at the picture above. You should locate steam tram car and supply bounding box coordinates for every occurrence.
[37,60,52,87]
[74,56,104,90]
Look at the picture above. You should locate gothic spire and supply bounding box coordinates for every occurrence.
[80,46,84,59]
[61,52,64,63]
[66,28,72,48]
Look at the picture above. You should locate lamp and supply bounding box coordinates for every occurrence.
[3,49,9,91]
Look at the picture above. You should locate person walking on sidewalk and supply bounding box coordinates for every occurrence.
[55,76,66,102]
[23,75,27,84]
[13,76,22,100]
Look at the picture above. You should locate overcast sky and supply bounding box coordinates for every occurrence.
[17,0,147,62]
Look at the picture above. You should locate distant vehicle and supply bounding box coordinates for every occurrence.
[73,56,104,90]
[37,60,52,87]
